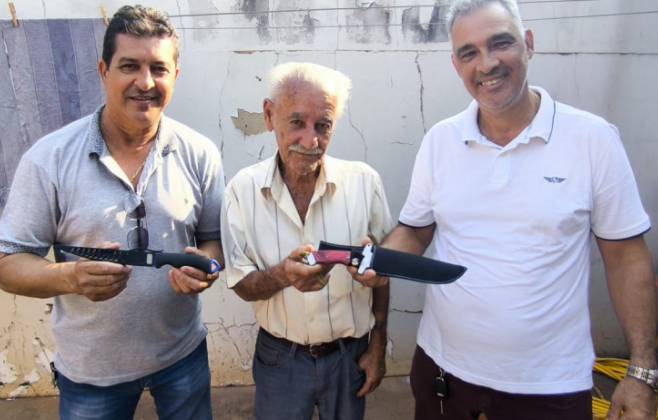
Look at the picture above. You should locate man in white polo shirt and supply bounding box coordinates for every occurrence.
[357,0,656,418]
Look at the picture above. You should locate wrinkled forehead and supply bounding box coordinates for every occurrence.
[275,81,337,115]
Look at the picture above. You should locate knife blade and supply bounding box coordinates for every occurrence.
[303,241,466,285]
[54,245,222,274]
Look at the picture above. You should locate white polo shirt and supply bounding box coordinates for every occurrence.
[399,87,650,394]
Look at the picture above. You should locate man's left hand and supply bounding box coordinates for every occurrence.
[168,247,220,294]
[606,377,656,420]
[347,237,389,288]
[356,339,386,397]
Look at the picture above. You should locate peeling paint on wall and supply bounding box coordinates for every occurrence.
[0,350,18,385]
[401,3,448,43]
[231,108,267,136]
[345,3,391,44]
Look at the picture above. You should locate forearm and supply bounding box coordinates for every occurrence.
[232,264,289,302]
[197,239,224,266]
[370,283,390,347]
[0,252,74,298]
[600,237,657,367]
[381,223,435,256]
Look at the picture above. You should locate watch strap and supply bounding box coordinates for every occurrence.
[626,364,658,392]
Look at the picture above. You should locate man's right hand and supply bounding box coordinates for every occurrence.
[65,242,132,301]
[278,245,332,293]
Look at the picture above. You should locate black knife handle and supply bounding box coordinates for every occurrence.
[318,241,363,253]
[154,253,221,274]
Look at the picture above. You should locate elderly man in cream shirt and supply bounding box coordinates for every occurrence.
[221,62,393,420]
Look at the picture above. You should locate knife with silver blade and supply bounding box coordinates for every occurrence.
[304,241,466,284]
[54,245,222,274]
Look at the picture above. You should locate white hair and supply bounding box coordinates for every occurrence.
[267,62,352,117]
[446,0,525,38]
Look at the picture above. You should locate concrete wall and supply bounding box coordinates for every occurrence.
[1,0,657,398]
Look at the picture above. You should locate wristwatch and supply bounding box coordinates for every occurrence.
[626,365,658,391]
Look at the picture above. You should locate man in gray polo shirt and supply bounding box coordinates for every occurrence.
[0,6,223,420]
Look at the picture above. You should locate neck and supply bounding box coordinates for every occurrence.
[478,87,540,147]
[101,108,159,152]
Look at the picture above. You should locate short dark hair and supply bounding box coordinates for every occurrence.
[102,5,179,66]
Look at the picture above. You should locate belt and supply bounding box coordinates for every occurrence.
[259,328,364,358]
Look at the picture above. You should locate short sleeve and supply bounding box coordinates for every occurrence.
[399,133,436,227]
[0,155,59,256]
[220,183,258,288]
[368,172,394,243]
[195,144,225,243]
[590,123,650,239]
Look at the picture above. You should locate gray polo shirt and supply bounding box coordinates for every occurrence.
[0,107,224,386]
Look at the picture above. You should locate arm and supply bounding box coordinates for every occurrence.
[232,245,329,302]
[356,280,390,397]
[0,250,131,301]
[381,222,436,255]
[597,235,657,419]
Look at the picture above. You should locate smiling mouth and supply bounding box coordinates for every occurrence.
[130,96,158,102]
[479,77,504,87]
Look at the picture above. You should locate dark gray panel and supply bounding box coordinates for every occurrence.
[70,19,103,116]
[23,20,63,134]
[48,19,81,124]
[0,22,24,209]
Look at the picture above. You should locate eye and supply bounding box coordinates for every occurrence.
[492,39,513,49]
[119,63,138,72]
[458,50,476,62]
[315,122,332,135]
[151,65,169,75]
[290,119,304,129]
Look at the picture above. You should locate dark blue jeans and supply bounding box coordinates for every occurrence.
[253,328,369,420]
[58,339,212,420]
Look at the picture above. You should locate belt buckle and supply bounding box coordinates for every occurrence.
[308,344,323,358]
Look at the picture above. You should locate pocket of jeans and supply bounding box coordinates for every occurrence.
[344,338,368,382]
[255,339,284,367]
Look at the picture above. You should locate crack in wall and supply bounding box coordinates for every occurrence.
[415,52,427,133]
[206,320,257,367]
[347,104,368,162]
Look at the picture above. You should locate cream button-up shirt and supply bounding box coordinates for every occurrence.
[222,153,393,345]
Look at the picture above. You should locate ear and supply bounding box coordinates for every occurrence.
[263,99,275,132]
[175,66,181,80]
[524,29,534,59]
[98,59,108,83]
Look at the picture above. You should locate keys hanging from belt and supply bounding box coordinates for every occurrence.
[435,367,449,415]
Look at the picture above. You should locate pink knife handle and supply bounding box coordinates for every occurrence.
[310,251,351,265]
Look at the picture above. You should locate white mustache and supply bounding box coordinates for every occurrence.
[288,144,323,155]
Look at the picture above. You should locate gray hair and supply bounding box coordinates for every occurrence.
[445,0,525,38]
[267,62,352,117]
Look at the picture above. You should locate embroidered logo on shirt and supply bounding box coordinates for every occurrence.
[544,176,566,183]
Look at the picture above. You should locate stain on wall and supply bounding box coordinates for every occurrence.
[345,2,391,44]
[272,0,318,45]
[240,0,271,42]
[401,3,448,43]
[231,108,267,136]
[187,0,221,42]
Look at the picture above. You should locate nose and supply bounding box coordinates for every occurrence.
[478,50,500,75]
[299,126,319,150]
[135,68,155,91]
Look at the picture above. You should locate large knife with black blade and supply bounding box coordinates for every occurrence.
[304,241,466,284]
[54,245,222,274]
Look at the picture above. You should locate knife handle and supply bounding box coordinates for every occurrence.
[308,251,353,266]
[154,253,222,274]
